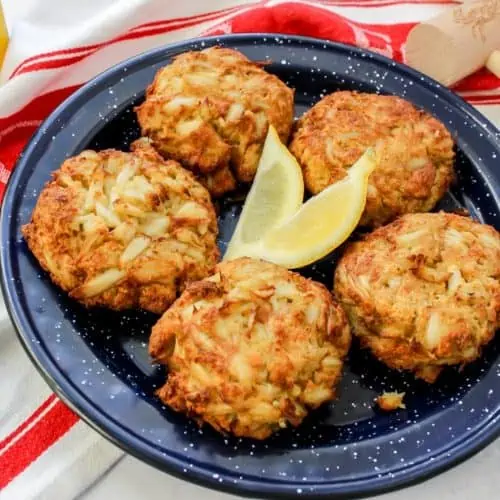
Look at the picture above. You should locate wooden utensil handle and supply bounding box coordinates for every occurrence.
[405,0,500,86]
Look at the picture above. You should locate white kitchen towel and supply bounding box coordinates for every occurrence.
[0,1,499,499]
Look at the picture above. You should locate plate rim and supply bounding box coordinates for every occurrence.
[1,33,500,499]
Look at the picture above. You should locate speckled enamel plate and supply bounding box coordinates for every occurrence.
[2,35,500,499]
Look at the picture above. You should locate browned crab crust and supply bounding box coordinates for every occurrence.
[334,212,500,383]
[376,392,406,411]
[290,91,455,227]
[136,47,294,196]
[150,257,351,439]
[22,138,219,313]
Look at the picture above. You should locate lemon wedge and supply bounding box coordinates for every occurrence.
[226,148,376,268]
[224,125,304,260]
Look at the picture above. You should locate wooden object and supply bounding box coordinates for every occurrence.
[405,0,500,86]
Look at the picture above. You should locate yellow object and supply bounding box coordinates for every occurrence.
[486,50,500,79]
[224,125,304,260]
[0,3,9,68]
[226,148,376,268]
[0,4,8,68]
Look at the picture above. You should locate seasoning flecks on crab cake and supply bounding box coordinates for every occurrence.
[334,212,500,383]
[22,138,219,314]
[149,257,351,439]
[136,47,294,197]
[290,91,455,227]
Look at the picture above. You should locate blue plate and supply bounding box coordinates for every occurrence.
[1,35,500,499]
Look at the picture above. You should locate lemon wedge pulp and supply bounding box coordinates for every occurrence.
[224,125,304,259]
[225,147,376,268]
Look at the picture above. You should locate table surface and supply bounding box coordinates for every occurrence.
[4,2,499,499]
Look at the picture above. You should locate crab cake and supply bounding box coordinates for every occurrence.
[290,91,455,227]
[150,257,351,439]
[22,139,219,314]
[136,47,294,196]
[334,212,500,383]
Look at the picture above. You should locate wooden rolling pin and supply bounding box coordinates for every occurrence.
[405,0,500,86]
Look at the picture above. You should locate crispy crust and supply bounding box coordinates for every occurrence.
[22,138,219,313]
[376,392,406,411]
[290,91,455,227]
[136,47,294,196]
[334,212,500,382]
[150,257,351,439]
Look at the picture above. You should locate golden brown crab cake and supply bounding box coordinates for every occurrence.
[334,212,500,383]
[150,257,351,439]
[198,165,237,199]
[22,138,219,314]
[134,137,236,199]
[135,47,294,195]
[290,91,455,227]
